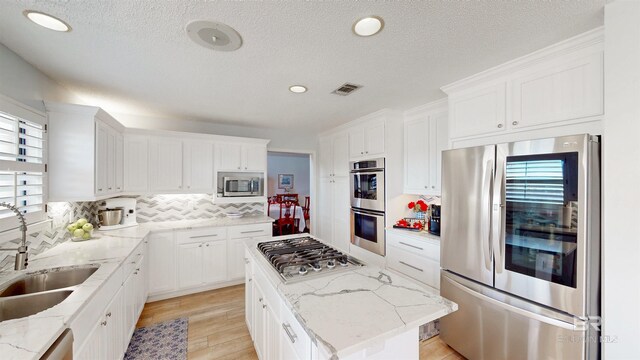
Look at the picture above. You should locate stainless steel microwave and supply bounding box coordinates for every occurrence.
[223,176,263,197]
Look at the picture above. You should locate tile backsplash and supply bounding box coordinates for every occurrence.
[0,194,264,270]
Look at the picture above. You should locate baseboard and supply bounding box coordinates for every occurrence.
[146,279,245,302]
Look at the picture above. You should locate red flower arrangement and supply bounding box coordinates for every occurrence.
[408,200,428,212]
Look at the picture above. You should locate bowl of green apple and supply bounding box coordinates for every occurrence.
[67,218,94,241]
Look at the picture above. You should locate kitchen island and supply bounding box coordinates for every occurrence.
[244,235,457,360]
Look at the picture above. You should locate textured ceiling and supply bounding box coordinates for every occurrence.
[0,1,604,132]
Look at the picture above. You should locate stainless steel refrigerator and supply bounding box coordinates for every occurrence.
[440,134,600,360]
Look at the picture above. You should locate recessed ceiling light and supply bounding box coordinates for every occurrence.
[23,10,71,32]
[353,16,384,37]
[289,85,307,93]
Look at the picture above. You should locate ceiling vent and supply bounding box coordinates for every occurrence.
[332,83,362,96]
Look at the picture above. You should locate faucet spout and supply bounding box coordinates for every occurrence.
[0,202,29,270]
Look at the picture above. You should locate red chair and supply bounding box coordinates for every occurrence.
[276,201,299,236]
[302,196,310,233]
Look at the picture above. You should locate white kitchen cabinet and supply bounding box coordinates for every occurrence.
[448,82,507,139]
[253,282,266,360]
[176,227,228,290]
[148,231,176,296]
[245,250,254,335]
[183,140,214,192]
[319,132,349,179]
[385,230,441,289]
[348,121,385,159]
[177,242,203,289]
[228,238,247,280]
[511,51,603,129]
[215,142,267,172]
[124,134,149,192]
[403,102,449,195]
[46,102,126,201]
[76,286,125,360]
[317,177,333,243]
[149,137,183,192]
[202,240,228,284]
[115,133,124,192]
[317,176,350,252]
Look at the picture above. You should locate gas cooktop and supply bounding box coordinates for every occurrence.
[257,236,364,283]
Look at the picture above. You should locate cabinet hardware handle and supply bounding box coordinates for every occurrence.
[399,241,423,251]
[241,230,264,234]
[399,261,424,272]
[117,187,121,190]
[432,186,435,189]
[424,185,428,189]
[282,323,298,343]
[144,241,148,244]
[137,253,142,256]
[360,152,363,154]
[136,268,140,271]
[237,167,241,170]
[131,261,136,264]
[101,321,108,326]
[206,244,210,247]
[512,121,518,126]
[98,188,103,191]
[262,304,266,309]
[365,151,368,154]
[199,244,203,247]
[244,258,249,264]
[497,124,503,128]
[187,186,190,189]
[106,312,112,317]
[248,278,252,282]
[259,297,263,302]
[134,271,138,275]
[189,234,218,239]
[245,167,247,170]
[178,185,182,189]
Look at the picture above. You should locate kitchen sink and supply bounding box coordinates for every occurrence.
[0,266,99,297]
[0,290,73,322]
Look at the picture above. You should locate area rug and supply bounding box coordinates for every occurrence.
[124,318,188,360]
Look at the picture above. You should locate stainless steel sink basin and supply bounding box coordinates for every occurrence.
[0,290,73,322]
[0,267,99,297]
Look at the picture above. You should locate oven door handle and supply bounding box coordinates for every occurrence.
[350,170,384,175]
[351,208,384,217]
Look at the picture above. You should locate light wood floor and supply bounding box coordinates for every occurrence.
[136,284,463,360]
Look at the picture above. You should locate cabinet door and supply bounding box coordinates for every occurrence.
[449,82,507,139]
[332,133,349,177]
[253,283,266,360]
[404,117,429,194]
[265,300,281,360]
[431,111,449,194]
[115,133,124,192]
[228,238,245,280]
[348,128,365,158]
[123,271,136,342]
[105,286,125,359]
[365,122,385,156]
[317,177,333,244]
[178,242,203,289]
[135,256,147,317]
[124,135,149,192]
[148,232,176,295]
[149,138,183,191]
[75,320,104,360]
[332,176,350,253]
[243,144,267,172]
[512,52,603,129]
[106,128,116,193]
[245,256,254,336]
[95,123,109,194]
[203,240,227,284]
[318,137,333,178]
[216,143,243,171]
[184,140,213,192]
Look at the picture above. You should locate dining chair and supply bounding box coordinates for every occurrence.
[302,196,310,233]
[277,200,299,235]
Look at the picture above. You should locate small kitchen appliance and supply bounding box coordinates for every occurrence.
[222,176,263,197]
[428,205,441,236]
[257,236,364,283]
[98,198,138,230]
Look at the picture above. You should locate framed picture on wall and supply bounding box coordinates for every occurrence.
[278,174,294,190]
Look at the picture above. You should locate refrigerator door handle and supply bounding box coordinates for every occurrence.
[481,159,493,271]
[492,147,506,273]
[445,274,582,331]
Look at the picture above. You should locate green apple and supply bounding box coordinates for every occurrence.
[82,223,94,232]
[82,232,91,240]
[76,218,88,227]
[67,224,77,233]
[73,229,85,238]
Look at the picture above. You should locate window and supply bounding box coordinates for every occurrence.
[0,95,47,229]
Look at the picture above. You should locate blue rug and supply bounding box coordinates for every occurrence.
[124,318,188,360]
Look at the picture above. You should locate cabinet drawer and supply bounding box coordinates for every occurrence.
[177,227,227,244]
[280,303,311,360]
[123,242,145,278]
[386,232,440,262]
[387,245,440,289]
[228,223,271,239]
[253,266,280,318]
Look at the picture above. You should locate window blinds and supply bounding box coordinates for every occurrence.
[506,159,565,205]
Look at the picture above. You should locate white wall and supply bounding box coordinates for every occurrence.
[602,1,640,358]
[0,44,82,111]
[267,152,310,200]
[114,112,317,151]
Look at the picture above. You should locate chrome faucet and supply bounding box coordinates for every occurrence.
[0,202,28,270]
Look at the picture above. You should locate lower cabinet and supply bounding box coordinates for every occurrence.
[148,231,176,295]
[385,230,441,289]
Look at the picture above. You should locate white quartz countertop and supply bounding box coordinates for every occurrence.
[244,237,458,359]
[0,214,273,359]
[386,226,441,242]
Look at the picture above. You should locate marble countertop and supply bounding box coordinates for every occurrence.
[0,214,273,360]
[244,237,458,359]
[386,226,440,242]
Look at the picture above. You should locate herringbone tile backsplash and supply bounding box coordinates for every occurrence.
[0,194,264,270]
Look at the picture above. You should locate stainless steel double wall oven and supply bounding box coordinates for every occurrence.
[350,158,385,256]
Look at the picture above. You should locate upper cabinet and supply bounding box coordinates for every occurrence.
[442,29,604,142]
[318,132,349,178]
[46,102,125,201]
[348,121,385,159]
[124,135,149,192]
[403,100,449,195]
[215,142,266,172]
[149,137,184,192]
[184,140,214,192]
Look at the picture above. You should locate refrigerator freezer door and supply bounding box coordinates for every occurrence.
[440,271,593,360]
[441,145,495,286]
